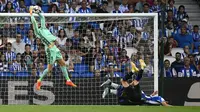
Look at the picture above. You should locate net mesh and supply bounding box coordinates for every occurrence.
[0,14,155,105]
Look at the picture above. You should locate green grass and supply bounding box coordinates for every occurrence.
[0,105,200,112]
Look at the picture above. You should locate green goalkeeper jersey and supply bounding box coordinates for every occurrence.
[31,13,56,47]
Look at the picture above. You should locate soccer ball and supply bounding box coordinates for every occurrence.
[32,5,41,14]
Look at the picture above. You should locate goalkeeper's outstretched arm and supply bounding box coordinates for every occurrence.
[31,15,39,36]
[38,13,46,29]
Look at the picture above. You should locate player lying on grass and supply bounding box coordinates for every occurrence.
[100,60,170,106]
[29,6,77,90]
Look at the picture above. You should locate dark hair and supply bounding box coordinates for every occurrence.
[168,0,175,4]
[143,3,150,7]
[58,29,67,38]
[66,38,72,43]
[6,42,12,47]
[25,44,31,47]
[164,59,170,63]
[114,1,120,6]
[178,5,185,11]
[175,52,181,55]
[102,1,108,5]
[167,9,173,13]
[193,25,199,28]
[4,1,14,12]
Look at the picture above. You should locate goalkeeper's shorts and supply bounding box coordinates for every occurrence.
[46,45,62,65]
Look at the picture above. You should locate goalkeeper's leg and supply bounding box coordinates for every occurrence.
[36,64,52,90]
[57,58,77,87]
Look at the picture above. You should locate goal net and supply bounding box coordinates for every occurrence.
[0,13,158,105]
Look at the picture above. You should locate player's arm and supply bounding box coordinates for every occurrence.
[31,15,40,36]
[38,13,46,29]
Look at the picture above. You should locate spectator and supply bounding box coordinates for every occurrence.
[10,53,27,75]
[17,0,28,13]
[111,1,121,13]
[32,50,39,64]
[49,23,63,36]
[56,29,67,46]
[163,59,173,77]
[182,45,191,59]
[96,1,108,13]
[143,54,153,77]
[119,49,130,74]
[83,29,96,48]
[0,0,7,12]
[65,23,74,39]
[174,19,191,34]
[0,54,9,72]
[21,44,32,65]
[37,61,45,77]
[71,30,81,47]
[94,53,106,77]
[4,42,16,64]
[151,0,161,13]
[171,52,184,77]
[48,3,59,13]
[176,5,189,22]
[179,57,197,77]
[23,29,35,46]
[127,4,134,13]
[33,38,41,51]
[68,2,77,21]
[166,0,177,17]
[0,37,8,55]
[57,0,69,13]
[78,1,92,13]
[192,25,200,42]
[0,24,17,37]
[164,36,177,56]
[143,3,152,13]
[16,20,28,37]
[174,26,193,49]
[106,0,114,12]
[188,54,198,73]
[135,0,146,12]
[31,66,37,76]
[12,33,25,54]
[165,9,178,28]
[119,0,129,13]
[3,1,15,13]
[106,54,120,77]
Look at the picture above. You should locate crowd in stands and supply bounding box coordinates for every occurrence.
[0,0,199,78]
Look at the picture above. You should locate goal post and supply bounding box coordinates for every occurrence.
[0,13,159,105]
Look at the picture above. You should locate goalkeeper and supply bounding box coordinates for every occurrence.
[29,6,77,90]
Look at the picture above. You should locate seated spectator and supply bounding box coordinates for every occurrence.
[33,38,42,51]
[166,0,177,17]
[107,0,114,12]
[119,0,129,13]
[171,52,184,77]
[143,54,153,77]
[17,0,28,13]
[64,23,74,39]
[10,53,27,75]
[106,54,120,77]
[165,9,178,28]
[78,1,92,13]
[94,53,106,77]
[32,50,39,64]
[192,25,200,42]
[176,5,189,22]
[49,23,63,36]
[57,0,69,13]
[111,1,122,13]
[0,54,9,72]
[12,33,25,54]
[96,1,109,13]
[135,0,146,12]
[31,66,37,76]
[48,3,59,13]
[174,26,193,49]
[0,24,17,37]
[151,0,161,13]
[4,42,16,64]
[130,53,140,68]
[178,57,197,77]
[84,47,96,72]
[143,3,152,13]
[23,29,35,46]
[83,29,96,48]
[56,29,67,47]
[174,19,192,34]
[0,37,8,55]
[127,4,134,13]
[119,49,130,74]
[164,36,177,56]
[188,54,198,73]
[21,44,32,65]
[68,2,77,21]
[16,20,28,37]
[163,59,173,77]
[0,0,7,12]
[3,1,15,13]
[182,45,191,59]
[71,30,81,48]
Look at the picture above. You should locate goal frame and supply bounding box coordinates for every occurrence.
[0,13,159,92]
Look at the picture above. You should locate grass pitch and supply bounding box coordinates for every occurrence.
[0,105,200,112]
